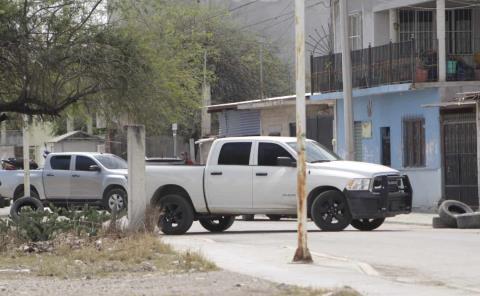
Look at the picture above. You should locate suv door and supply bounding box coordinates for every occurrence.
[253,142,297,211]
[43,155,72,199]
[70,155,103,200]
[205,142,253,212]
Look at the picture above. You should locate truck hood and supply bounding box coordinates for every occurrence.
[309,160,399,178]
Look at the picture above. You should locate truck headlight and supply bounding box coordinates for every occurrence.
[345,178,372,191]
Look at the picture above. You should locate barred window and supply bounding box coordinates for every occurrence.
[403,117,425,167]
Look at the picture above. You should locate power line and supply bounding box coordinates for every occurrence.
[239,1,329,31]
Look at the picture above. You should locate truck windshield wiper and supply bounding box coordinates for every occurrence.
[310,160,331,163]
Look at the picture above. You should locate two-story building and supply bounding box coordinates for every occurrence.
[311,0,480,210]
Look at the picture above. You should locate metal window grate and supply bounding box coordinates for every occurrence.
[402,116,426,168]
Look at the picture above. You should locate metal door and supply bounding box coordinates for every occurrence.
[442,111,478,208]
[290,115,334,150]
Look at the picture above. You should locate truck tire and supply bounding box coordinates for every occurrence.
[157,194,194,235]
[266,214,282,221]
[311,190,352,232]
[438,200,473,228]
[432,216,451,228]
[103,188,128,212]
[199,215,235,232]
[10,196,44,222]
[13,188,39,202]
[351,218,385,231]
[456,212,480,229]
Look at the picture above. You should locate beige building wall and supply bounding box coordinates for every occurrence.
[260,105,333,137]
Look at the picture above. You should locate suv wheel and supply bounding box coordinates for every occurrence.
[311,190,352,231]
[199,216,235,232]
[104,188,127,212]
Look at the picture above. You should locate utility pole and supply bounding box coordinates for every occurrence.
[293,0,312,263]
[201,50,211,137]
[22,115,31,197]
[340,0,354,161]
[259,41,264,99]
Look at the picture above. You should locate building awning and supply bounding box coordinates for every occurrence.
[421,101,475,108]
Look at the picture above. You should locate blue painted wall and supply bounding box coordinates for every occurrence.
[335,88,441,170]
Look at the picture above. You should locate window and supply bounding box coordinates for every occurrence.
[403,117,425,167]
[258,143,293,166]
[398,9,435,52]
[446,9,472,55]
[50,156,71,170]
[75,156,97,171]
[349,13,362,50]
[94,155,127,169]
[218,142,251,165]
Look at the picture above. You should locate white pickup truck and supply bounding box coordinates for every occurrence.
[146,136,412,234]
[0,152,128,211]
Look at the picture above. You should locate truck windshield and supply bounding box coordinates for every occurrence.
[287,141,340,163]
[94,155,128,169]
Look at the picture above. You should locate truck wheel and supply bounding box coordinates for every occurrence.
[158,194,194,235]
[311,190,352,232]
[351,218,385,231]
[438,200,473,228]
[104,188,128,212]
[10,196,44,222]
[266,215,282,221]
[199,216,235,232]
[13,188,39,202]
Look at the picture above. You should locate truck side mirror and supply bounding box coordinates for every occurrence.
[277,157,296,167]
[89,164,101,172]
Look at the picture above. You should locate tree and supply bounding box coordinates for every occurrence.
[0,0,150,117]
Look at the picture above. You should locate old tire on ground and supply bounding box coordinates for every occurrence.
[351,218,385,231]
[266,214,282,221]
[157,194,194,235]
[456,212,480,229]
[10,196,44,222]
[103,188,128,212]
[432,216,451,228]
[438,200,473,228]
[241,214,255,221]
[311,190,352,232]
[199,216,235,232]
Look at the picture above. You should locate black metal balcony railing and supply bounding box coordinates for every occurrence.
[311,38,480,94]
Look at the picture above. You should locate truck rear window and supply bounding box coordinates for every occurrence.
[218,142,251,165]
[50,156,71,170]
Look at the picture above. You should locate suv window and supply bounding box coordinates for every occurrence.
[75,156,97,171]
[218,142,252,165]
[258,143,294,166]
[50,156,71,170]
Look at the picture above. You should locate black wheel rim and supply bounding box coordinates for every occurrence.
[357,218,375,225]
[206,216,228,226]
[318,196,348,225]
[160,202,184,229]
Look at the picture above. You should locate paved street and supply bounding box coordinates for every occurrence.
[163,217,480,296]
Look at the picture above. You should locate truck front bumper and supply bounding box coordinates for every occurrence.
[344,175,413,219]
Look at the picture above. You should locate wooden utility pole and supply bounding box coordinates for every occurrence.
[340,0,354,160]
[293,0,312,263]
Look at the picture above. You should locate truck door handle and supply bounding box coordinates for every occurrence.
[72,174,80,178]
[256,172,268,176]
[46,173,54,177]
[210,172,222,176]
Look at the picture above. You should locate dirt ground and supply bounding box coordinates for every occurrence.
[0,271,358,296]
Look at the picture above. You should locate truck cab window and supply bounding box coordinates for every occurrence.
[75,156,97,171]
[258,143,293,166]
[50,156,71,170]
[218,142,251,165]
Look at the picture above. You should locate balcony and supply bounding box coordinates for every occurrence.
[311,38,480,94]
